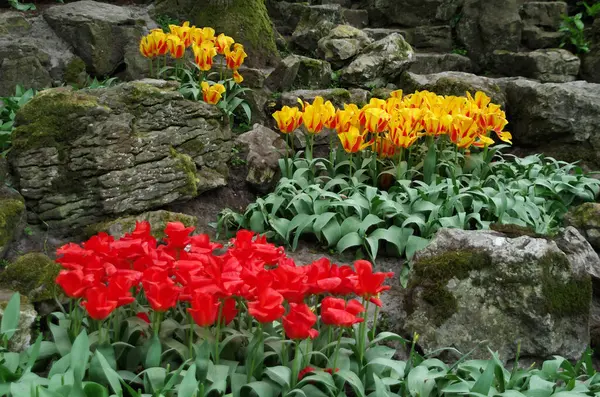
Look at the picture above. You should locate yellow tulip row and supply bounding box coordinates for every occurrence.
[273,90,512,156]
[139,22,247,84]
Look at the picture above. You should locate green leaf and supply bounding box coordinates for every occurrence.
[336,232,363,253]
[1,292,20,340]
[407,365,435,397]
[334,370,366,397]
[367,358,406,378]
[240,381,276,397]
[145,334,162,369]
[70,330,90,382]
[470,360,497,395]
[82,382,109,397]
[49,322,72,357]
[95,350,123,396]
[359,214,384,234]
[264,366,291,388]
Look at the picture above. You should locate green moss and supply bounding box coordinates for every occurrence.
[0,199,25,248]
[169,147,199,197]
[490,223,548,239]
[178,139,206,154]
[64,57,87,86]
[407,249,492,326]
[11,89,99,152]
[539,252,592,316]
[0,253,61,302]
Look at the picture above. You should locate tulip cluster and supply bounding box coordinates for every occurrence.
[139,22,248,105]
[55,222,393,371]
[273,90,511,156]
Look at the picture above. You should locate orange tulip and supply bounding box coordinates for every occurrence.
[273,106,303,134]
[225,43,247,70]
[192,41,217,71]
[216,33,235,54]
[201,82,226,105]
[337,126,373,153]
[167,34,186,59]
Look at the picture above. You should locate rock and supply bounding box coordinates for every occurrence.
[490,49,580,83]
[505,79,600,167]
[86,210,198,239]
[0,196,25,259]
[409,53,473,74]
[267,1,310,36]
[581,18,600,83]
[43,1,154,77]
[522,25,564,50]
[363,0,447,28]
[235,124,287,193]
[0,12,83,96]
[411,25,452,52]
[520,1,567,29]
[342,9,369,29]
[0,253,61,302]
[398,71,506,107]
[244,88,272,125]
[153,0,279,68]
[457,0,523,67]
[0,157,8,186]
[340,33,415,89]
[292,5,346,54]
[281,88,370,109]
[266,55,332,91]
[0,288,37,352]
[8,80,231,230]
[399,228,595,362]
[565,203,600,251]
[317,25,372,68]
[362,28,410,42]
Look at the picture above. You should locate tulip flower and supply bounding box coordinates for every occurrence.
[191,26,216,46]
[282,303,318,340]
[192,41,217,71]
[233,70,243,84]
[352,260,394,307]
[363,108,391,134]
[248,288,285,323]
[301,96,335,134]
[215,33,235,54]
[145,279,182,312]
[201,82,226,105]
[169,21,193,47]
[273,106,303,134]
[337,126,373,153]
[225,43,247,70]
[56,268,88,298]
[81,285,118,321]
[166,34,186,59]
[332,104,360,134]
[139,35,156,58]
[449,114,479,149]
[188,291,220,327]
[321,297,364,327]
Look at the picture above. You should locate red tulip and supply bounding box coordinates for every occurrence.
[136,312,151,323]
[144,278,181,312]
[81,285,118,320]
[56,268,88,298]
[107,273,138,307]
[321,297,364,327]
[164,222,195,250]
[298,366,315,381]
[352,260,394,306]
[188,292,220,327]
[283,303,318,340]
[248,288,285,323]
[221,297,238,326]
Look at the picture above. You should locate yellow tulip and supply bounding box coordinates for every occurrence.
[332,104,360,134]
[473,135,495,148]
[374,136,397,158]
[423,110,452,137]
[192,41,217,71]
[139,35,155,58]
[301,96,335,134]
[191,27,216,46]
[363,108,391,134]
[273,106,303,134]
[390,89,403,99]
[467,91,492,110]
[225,43,247,70]
[169,21,193,47]
[338,126,373,153]
[150,30,169,56]
[201,82,226,105]
[216,33,235,54]
[233,70,244,84]
[166,34,186,59]
[449,115,479,149]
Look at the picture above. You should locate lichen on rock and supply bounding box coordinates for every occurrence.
[0,198,26,258]
[0,253,61,302]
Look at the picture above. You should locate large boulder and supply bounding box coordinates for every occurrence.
[409,53,473,74]
[565,203,600,252]
[0,253,61,303]
[153,0,279,68]
[8,80,231,230]
[44,1,155,78]
[505,79,600,167]
[317,25,372,68]
[400,227,596,362]
[398,71,507,107]
[235,124,287,193]
[0,190,25,259]
[266,55,332,91]
[340,33,415,89]
[490,49,580,83]
[411,25,453,52]
[520,1,567,30]
[86,210,198,239]
[457,0,523,67]
[281,88,370,109]
[267,0,310,36]
[362,0,448,28]
[292,5,347,54]
[0,12,85,96]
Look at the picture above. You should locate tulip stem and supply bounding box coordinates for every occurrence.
[215,301,224,364]
[187,311,194,359]
[332,331,343,371]
[371,305,380,340]
[349,153,354,179]
[149,59,153,79]
[282,329,288,366]
[357,299,370,365]
[291,341,301,389]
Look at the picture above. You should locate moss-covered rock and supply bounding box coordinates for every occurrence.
[402,228,595,363]
[0,288,37,352]
[0,253,61,303]
[564,203,600,251]
[85,210,198,239]
[0,198,25,258]
[153,0,278,68]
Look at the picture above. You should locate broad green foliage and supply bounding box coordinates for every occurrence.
[0,85,36,156]
[218,150,600,264]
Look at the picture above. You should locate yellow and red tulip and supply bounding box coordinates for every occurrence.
[363,108,391,134]
[216,33,235,55]
[191,27,216,46]
[337,126,373,153]
[167,34,186,59]
[192,41,217,71]
[225,43,247,70]
[301,96,335,134]
[233,70,244,84]
[201,82,226,105]
[273,106,303,134]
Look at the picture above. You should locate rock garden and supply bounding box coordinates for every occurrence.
[2,0,600,396]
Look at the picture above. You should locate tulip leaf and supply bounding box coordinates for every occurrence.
[240,381,276,397]
[0,293,20,341]
[334,370,366,397]
[70,330,90,382]
[145,334,162,369]
[336,232,363,254]
[49,322,72,358]
[264,366,291,388]
[95,350,123,397]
